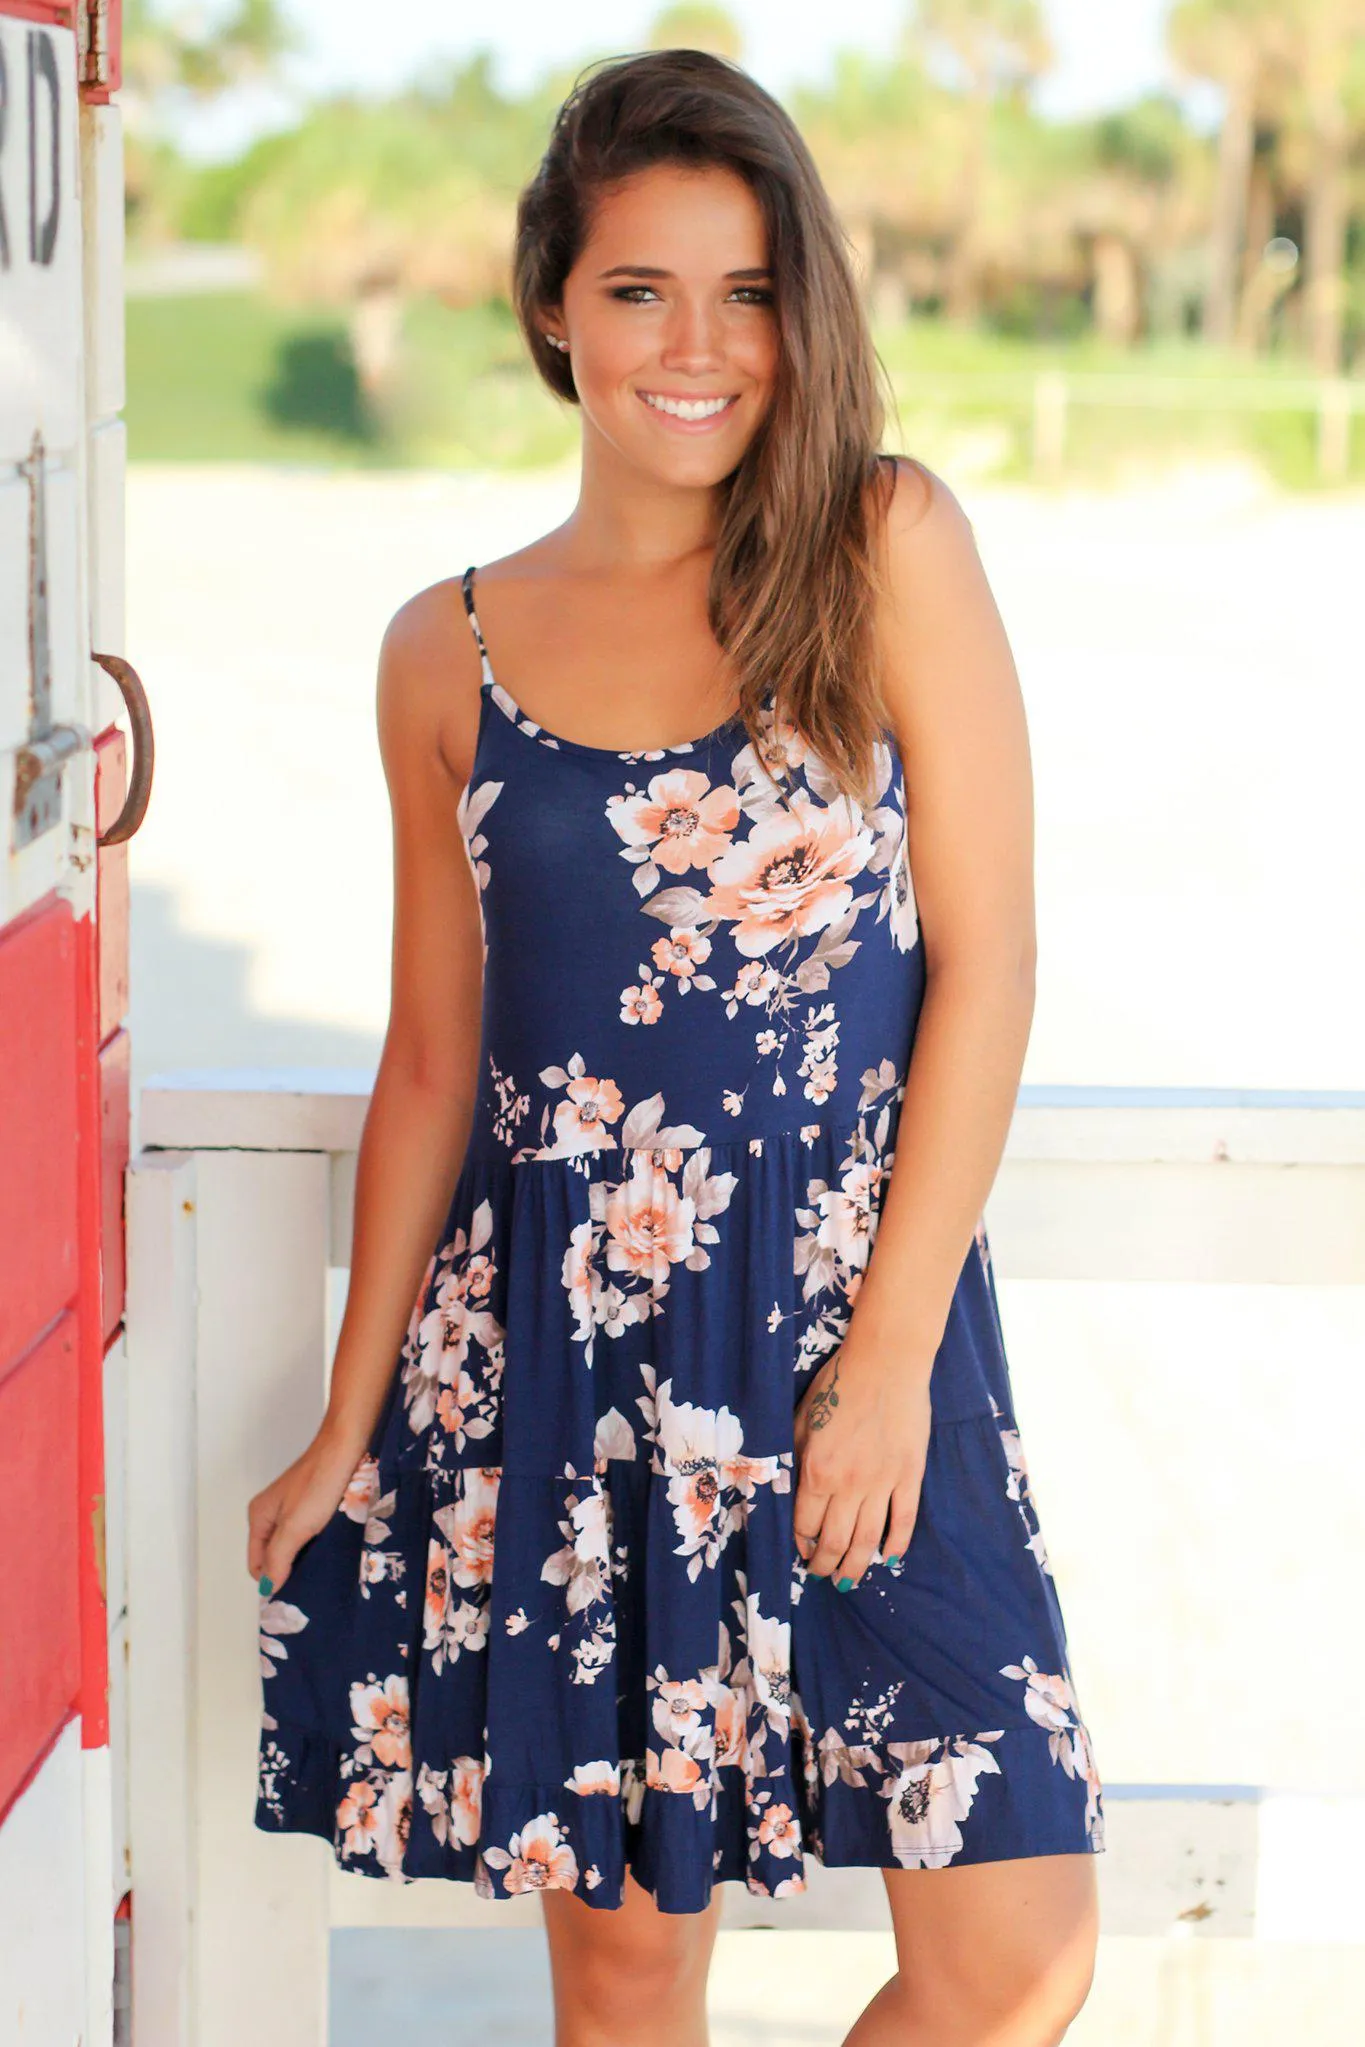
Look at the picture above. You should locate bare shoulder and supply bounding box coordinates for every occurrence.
[864,454,1021,751]
[868,454,983,604]
[376,576,482,789]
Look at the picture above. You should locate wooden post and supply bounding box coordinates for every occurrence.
[125,1152,200,2047]
[193,1148,332,2047]
[1317,379,1352,481]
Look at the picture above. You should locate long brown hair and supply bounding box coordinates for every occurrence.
[511,47,897,807]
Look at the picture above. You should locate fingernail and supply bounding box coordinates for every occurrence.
[835,1576,853,1592]
[258,1575,273,1596]
[885,1554,901,1568]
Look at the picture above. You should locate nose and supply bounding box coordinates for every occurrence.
[658,296,726,373]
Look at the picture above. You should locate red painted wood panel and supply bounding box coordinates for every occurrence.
[95,726,129,1039]
[99,1029,129,1341]
[0,4,75,23]
[0,897,79,1366]
[76,911,111,1750]
[0,1312,81,1820]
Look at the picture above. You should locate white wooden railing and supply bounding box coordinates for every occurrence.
[124,1075,1365,2047]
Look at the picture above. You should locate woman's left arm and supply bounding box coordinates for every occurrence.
[792,456,1037,1587]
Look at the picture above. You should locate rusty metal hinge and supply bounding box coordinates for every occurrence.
[79,0,111,91]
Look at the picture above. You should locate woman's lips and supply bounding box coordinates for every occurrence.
[636,391,740,433]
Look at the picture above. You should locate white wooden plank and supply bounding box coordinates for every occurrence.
[81,105,125,426]
[193,1148,330,2047]
[0,20,83,460]
[988,1158,1365,1284]
[125,1150,198,2047]
[139,1068,375,1153]
[0,1721,88,2044]
[83,1741,116,2047]
[88,418,126,706]
[138,1073,1365,1170]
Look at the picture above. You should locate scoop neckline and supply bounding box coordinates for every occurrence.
[462,563,745,763]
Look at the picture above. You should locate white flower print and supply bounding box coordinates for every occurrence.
[881,1734,1004,1869]
[639,1375,792,1581]
[401,1201,504,1442]
[258,1595,308,1716]
[565,1760,620,1796]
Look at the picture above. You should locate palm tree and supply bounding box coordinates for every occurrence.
[907,0,1054,322]
[1167,0,1289,348]
[1286,0,1365,372]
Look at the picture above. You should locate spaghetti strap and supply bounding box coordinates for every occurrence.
[460,564,494,688]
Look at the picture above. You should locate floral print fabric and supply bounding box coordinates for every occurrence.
[253,566,1104,1910]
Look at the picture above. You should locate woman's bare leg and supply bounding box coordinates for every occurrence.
[541,1869,724,2047]
[843,1853,1099,2046]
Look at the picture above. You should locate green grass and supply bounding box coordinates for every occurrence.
[125,289,1363,486]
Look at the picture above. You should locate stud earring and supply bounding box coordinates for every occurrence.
[545,333,570,352]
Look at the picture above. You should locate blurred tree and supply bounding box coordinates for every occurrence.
[123,0,296,111]
[121,0,299,242]
[1069,97,1212,344]
[907,0,1054,321]
[239,86,525,401]
[646,4,744,59]
[1167,0,1291,347]
[1286,0,1365,371]
[793,49,956,319]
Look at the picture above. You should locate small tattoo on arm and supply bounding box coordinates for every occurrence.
[807,1355,841,1431]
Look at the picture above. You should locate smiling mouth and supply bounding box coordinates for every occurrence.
[637,391,740,422]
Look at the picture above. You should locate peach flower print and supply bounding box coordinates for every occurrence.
[603,1153,697,1281]
[434,1467,500,1587]
[651,927,712,979]
[483,1811,580,1894]
[414,1755,484,1849]
[607,768,740,876]
[701,791,874,957]
[646,1746,706,1797]
[651,1671,709,1744]
[551,1072,625,1155]
[620,976,663,1025]
[349,1674,411,1769]
[757,1803,800,1857]
[370,1773,413,1874]
[340,1453,382,1523]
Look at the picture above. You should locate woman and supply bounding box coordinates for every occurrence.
[248,47,1103,2047]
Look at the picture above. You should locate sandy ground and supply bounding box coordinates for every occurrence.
[124,462,1365,2042]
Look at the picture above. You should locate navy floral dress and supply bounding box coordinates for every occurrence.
[253,564,1105,1912]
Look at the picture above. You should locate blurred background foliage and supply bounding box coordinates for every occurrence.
[122,0,1365,483]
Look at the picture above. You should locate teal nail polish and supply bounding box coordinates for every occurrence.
[259,1575,273,1596]
[835,1576,853,1592]
[885,1554,901,1568]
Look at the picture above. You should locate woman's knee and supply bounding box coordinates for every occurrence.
[883,1855,1098,2044]
[543,1881,718,2034]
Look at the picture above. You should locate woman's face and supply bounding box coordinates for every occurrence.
[548,161,779,487]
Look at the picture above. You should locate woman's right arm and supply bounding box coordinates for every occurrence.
[247,584,485,1592]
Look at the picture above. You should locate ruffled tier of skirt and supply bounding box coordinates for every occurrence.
[255,1122,1104,1909]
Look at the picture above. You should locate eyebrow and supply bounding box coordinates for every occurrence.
[596,265,774,281]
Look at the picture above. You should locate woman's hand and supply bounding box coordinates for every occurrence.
[792,1335,933,1589]
[246,1418,371,1597]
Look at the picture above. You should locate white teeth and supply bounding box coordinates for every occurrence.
[640,392,734,421]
